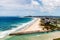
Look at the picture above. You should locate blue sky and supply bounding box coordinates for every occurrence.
[0,0,60,16]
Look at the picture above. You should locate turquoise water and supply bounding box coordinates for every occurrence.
[0,17,32,31]
[5,31,60,40]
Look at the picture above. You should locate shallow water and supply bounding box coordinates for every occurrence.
[5,31,60,40]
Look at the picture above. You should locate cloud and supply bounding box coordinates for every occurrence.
[0,0,60,16]
[0,0,40,16]
[32,0,60,12]
[0,0,33,10]
[0,0,60,11]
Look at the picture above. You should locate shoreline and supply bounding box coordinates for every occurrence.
[0,17,60,40]
[4,18,60,40]
[10,18,47,35]
[0,18,38,38]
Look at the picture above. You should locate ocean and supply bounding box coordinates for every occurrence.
[0,17,32,31]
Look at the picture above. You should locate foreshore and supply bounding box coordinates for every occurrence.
[19,18,43,32]
[10,18,48,35]
[0,18,38,38]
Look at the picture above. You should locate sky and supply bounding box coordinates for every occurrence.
[0,0,60,16]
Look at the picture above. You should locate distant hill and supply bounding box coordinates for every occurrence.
[25,16,60,18]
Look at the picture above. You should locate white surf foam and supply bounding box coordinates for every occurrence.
[0,18,38,38]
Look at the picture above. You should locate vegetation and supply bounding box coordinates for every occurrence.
[53,38,60,40]
[40,18,60,31]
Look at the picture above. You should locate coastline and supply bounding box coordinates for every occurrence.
[18,18,44,32]
[0,18,60,40]
[0,18,37,38]
[4,18,60,40]
[10,18,47,35]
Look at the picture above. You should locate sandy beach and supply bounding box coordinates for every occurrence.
[15,18,45,33]
[10,18,48,35]
[16,17,60,40]
[6,18,60,40]
[20,18,42,31]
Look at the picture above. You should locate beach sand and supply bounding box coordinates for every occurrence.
[16,18,45,33]
[6,18,60,40]
[9,18,49,36]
